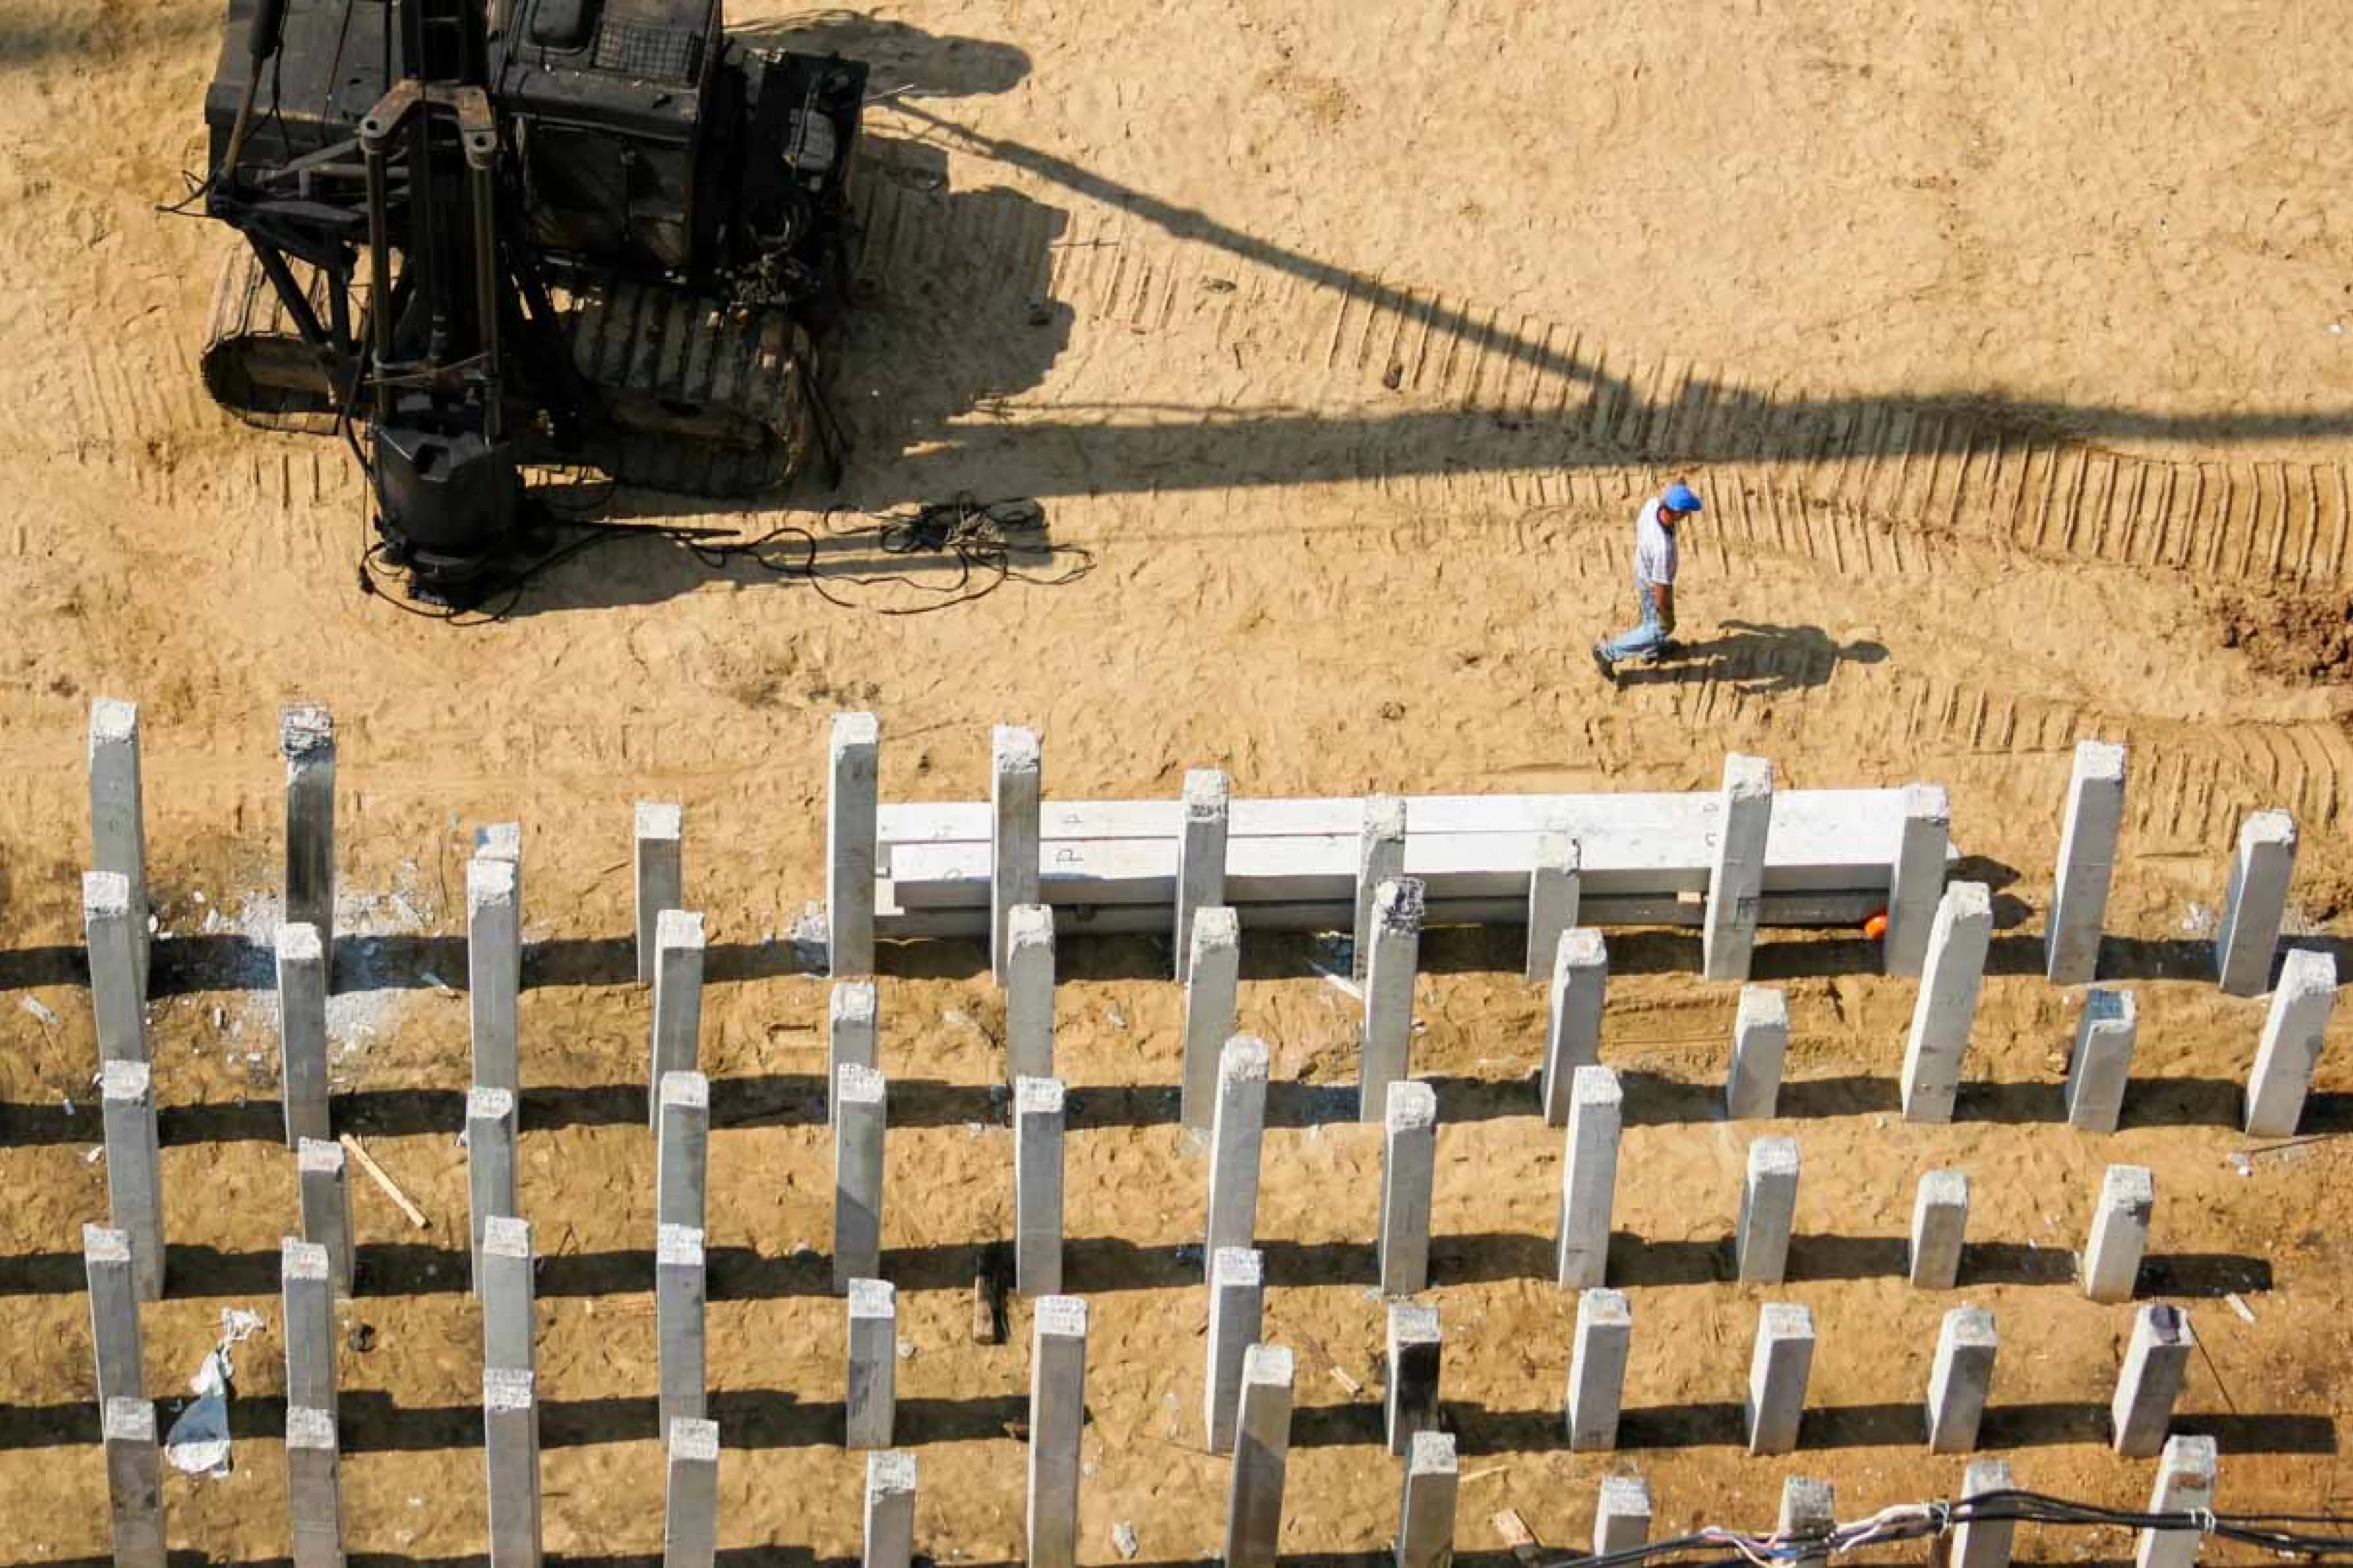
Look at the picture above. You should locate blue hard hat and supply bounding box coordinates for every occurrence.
[1662,482,1704,513]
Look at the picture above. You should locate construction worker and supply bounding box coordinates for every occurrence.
[1592,481,1702,679]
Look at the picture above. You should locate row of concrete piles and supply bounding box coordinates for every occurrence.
[66,704,2315,1568]
[827,722,2332,1136]
[813,719,2311,1561]
[72,707,1271,1568]
[77,705,356,1568]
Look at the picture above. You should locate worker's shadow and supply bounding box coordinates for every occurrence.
[1614,620,1888,693]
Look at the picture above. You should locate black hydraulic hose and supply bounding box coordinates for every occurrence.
[248,0,289,58]
[411,116,444,357]
[218,0,291,186]
[468,162,500,438]
[364,145,395,421]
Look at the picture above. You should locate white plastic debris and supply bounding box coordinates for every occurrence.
[1111,1523,1139,1560]
[19,997,58,1027]
[165,1310,264,1477]
[1307,931,1367,1000]
[1315,968,1365,1003]
[789,902,830,966]
[165,1355,233,1476]
[2227,1293,2257,1325]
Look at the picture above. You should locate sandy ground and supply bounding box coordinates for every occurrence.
[5,0,2353,1563]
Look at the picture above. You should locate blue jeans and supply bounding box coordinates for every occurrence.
[1599,582,1673,663]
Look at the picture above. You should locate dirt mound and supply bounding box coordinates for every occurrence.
[2212,588,2353,685]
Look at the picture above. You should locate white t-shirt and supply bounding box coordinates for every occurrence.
[1633,498,1679,587]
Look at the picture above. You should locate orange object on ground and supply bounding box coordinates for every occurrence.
[1862,911,1889,941]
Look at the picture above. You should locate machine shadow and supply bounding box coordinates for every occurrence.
[128,12,2353,624]
[448,53,2353,618]
[883,101,2353,461]
[728,13,1032,99]
[494,127,1081,617]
